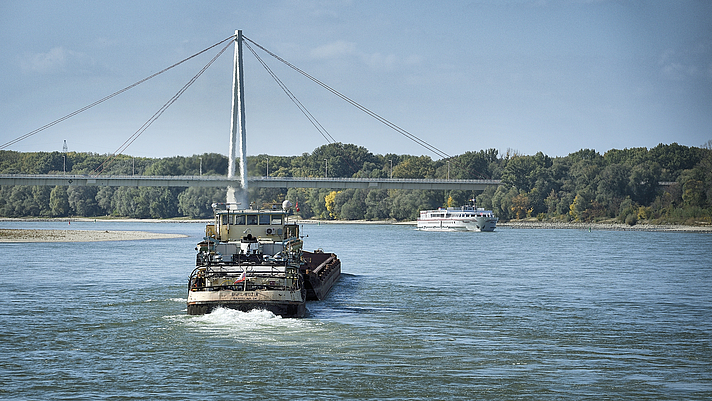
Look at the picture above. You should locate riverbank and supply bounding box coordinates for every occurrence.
[3,217,710,234]
[0,217,209,224]
[498,221,712,233]
[293,218,712,232]
[292,218,410,225]
[0,229,187,243]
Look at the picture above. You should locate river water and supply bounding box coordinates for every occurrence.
[1,221,710,400]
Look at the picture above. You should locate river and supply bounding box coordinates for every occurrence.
[1,221,710,400]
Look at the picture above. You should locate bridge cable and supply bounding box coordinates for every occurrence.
[244,36,452,161]
[243,41,336,145]
[94,40,233,175]
[244,41,361,175]
[0,35,235,151]
[243,36,489,180]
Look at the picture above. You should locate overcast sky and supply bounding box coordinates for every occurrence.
[1,0,711,160]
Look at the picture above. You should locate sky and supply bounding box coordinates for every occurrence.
[1,0,711,160]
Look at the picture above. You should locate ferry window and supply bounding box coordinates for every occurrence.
[221,215,228,225]
[246,215,258,225]
[271,215,282,225]
[259,214,271,225]
[234,215,245,225]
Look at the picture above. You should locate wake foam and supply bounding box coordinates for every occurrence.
[180,307,331,345]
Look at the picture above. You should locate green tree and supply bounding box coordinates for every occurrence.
[96,187,115,215]
[569,194,589,222]
[491,186,519,220]
[392,156,435,178]
[629,161,662,205]
[334,189,367,220]
[476,186,497,212]
[178,187,225,218]
[510,192,531,219]
[364,189,391,220]
[32,185,52,216]
[286,188,313,218]
[649,142,703,181]
[68,186,99,216]
[112,187,149,218]
[49,186,70,217]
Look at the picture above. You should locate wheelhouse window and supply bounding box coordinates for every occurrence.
[271,215,282,225]
[246,215,258,225]
[234,215,245,225]
[259,214,271,225]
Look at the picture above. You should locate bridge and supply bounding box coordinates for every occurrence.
[1,32,502,195]
[0,174,501,191]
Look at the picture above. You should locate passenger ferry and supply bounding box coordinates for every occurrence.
[417,205,498,232]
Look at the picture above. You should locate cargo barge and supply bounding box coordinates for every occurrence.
[187,201,340,317]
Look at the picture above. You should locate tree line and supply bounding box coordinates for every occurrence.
[1,141,711,225]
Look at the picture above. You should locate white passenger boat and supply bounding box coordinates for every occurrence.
[417,205,498,232]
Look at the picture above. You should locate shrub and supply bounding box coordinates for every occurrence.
[625,213,638,226]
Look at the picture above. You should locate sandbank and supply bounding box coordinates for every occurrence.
[0,229,187,243]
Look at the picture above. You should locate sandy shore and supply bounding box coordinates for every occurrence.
[498,221,712,232]
[0,229,187,243]
[294,219,712,232]
[293,219,409,225]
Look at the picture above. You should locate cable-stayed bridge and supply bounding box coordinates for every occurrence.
[0,174,500,191]
[2,32,502,195]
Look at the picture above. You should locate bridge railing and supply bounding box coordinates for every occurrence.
[251,176,501,184]
[0,173,502,190]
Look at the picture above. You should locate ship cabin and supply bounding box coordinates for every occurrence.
[419,206,496,219]
[206,203,300,244]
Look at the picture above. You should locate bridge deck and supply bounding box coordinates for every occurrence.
[0,174,501,191]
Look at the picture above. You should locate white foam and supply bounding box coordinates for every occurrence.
[183,307,320,344]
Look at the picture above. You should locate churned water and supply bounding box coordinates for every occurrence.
[1,221,710,400]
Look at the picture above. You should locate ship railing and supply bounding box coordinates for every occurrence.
[188,266,299,292]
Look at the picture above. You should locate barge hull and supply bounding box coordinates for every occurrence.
[187,301,306,318]
[302,251,341,301]
[305,264,341,300]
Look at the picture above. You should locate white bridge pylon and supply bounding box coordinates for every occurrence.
[227,30,248,208]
